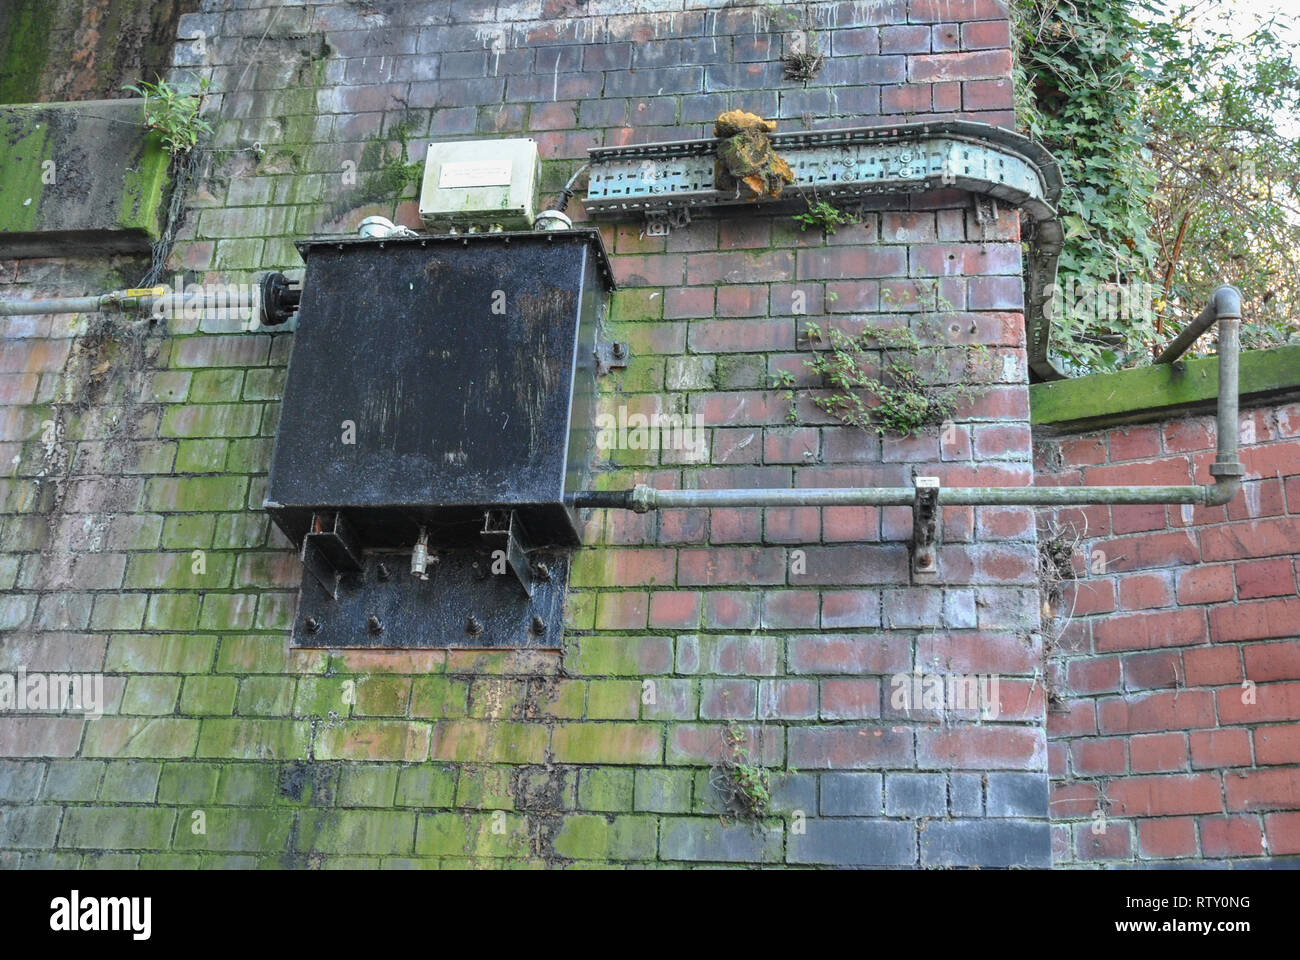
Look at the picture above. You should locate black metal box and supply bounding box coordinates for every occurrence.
[265,229,613,552]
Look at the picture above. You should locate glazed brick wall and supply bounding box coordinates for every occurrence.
[1035,400,1300,865]
[0,0,1045,868]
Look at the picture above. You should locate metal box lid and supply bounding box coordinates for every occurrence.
[418,138,540,231]
[265,229,613,550]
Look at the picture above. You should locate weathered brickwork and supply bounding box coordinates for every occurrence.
[1,0,1048,868]
[1036,401,1300,865]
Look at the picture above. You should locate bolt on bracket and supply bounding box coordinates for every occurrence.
[911,476,941,578]
[595,340,629,375]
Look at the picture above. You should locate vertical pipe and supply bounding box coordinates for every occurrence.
[1206,286,1244,505]
[1216,316,1240,469]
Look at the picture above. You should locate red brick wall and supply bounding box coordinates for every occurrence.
[1034,399,1300,864]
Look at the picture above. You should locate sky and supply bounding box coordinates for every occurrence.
[1140,0,1300,134]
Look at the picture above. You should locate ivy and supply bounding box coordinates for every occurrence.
[1010,0,1159,372]
[1011,0,1300,372]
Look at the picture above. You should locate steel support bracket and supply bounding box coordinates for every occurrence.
[481,509,535,597]
[911,477,940,578]
[301,512,363,599]
[595,340,629,375]
[644,207,691,236]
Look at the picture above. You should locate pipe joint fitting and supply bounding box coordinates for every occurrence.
[628,484,656,514]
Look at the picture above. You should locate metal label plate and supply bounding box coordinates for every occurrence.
[438,160,512,188]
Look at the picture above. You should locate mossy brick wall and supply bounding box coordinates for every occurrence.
[0,0,200,105]
[0,0,1051,869]
[1034,398,1300,866]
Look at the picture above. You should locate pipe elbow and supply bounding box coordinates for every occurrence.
[1203,477,1241,507]
[1212,285,1242,320]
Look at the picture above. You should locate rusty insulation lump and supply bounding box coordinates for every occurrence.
[713,110,795,200]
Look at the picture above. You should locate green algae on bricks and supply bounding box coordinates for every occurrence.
[454,765,516,810]
[179,677,239,717]
[429,721,548,764]
[297,810,417,857]
[551,723,663,765]
[409,677,471,720]
[395,765,458,808]
[196,719,310,761]
[58,807,177,851]
[552,813,658,861]
[586,680,642,720]
[0,1,54,105]
[577,768,635,812]
[106,634,216,674]
[354,676,413,717]
[293,677,354,718]
[567,636,675,676]
[83,717,201,759]
[173,808,292,854]
[314,721,431,763]
[337,765,401,807]
[0,100,170,254]
[611,288,664,323]
[156,762,221,804]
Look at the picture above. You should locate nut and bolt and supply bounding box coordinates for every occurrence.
[466,615,483,637]
[410,527,430,580]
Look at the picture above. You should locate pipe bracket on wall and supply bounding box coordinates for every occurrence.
[911,477,941,579]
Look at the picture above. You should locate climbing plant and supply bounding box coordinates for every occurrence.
[792,197,858,235]
[712,724,772,819]
[1010,0,1159,372]
[1011,0,1300,371]
[764,2,826,82]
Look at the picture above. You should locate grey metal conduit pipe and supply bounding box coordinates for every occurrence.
[0,286,167,317]
[572,285,1245,514]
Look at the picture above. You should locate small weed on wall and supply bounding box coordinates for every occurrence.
[793,198,858,235]
[765,3,826,83]
[713,724,774,819]
[122,75,212,158]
